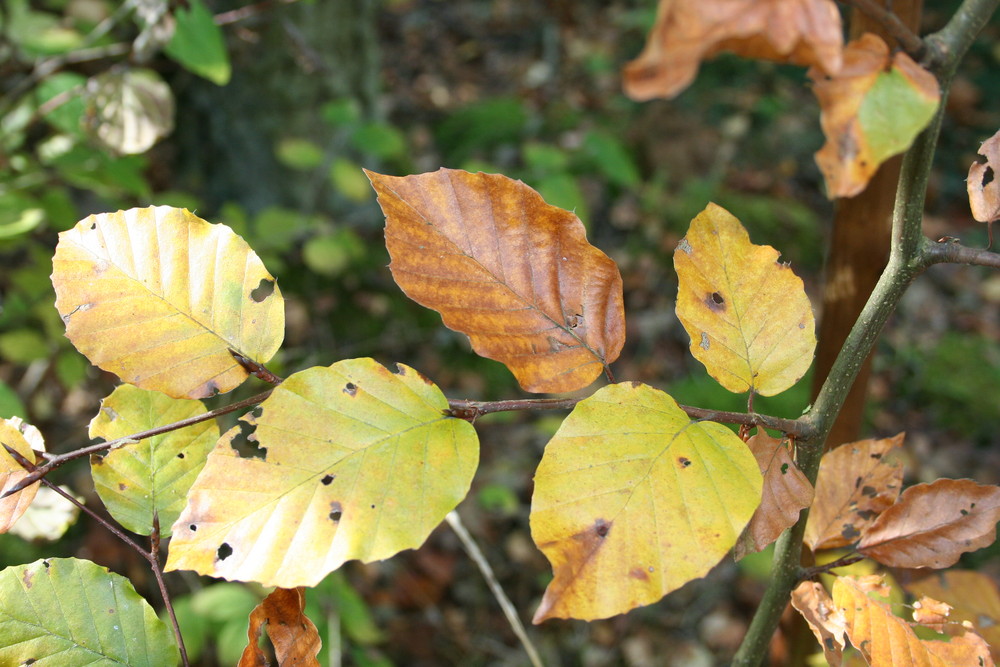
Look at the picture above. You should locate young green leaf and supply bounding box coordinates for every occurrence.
[166,358,479,588]
[530,382,761,622]
[164,0,231,85]
[674,203,816,396]
[89,384,218,537]
[367,168,626,394]
[51,206,284,399]
[0,558,179,666]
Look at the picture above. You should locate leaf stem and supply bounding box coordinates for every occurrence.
[840,0,925,59]
[445,511,545,667]
[921,236,1000,269]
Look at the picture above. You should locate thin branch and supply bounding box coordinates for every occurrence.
[924,0,1000,75]
[445,511,545,667]
[921,236,1000,269]
[214,0,301,25]
[151,513,190,667]
[840,0,926,60]
[799,554,866,581]
[1,389,274,499]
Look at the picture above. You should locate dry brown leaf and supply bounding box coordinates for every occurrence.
[858,478,1000,569]
[734,433,813,559]
[367,168,625,394]
[923,633,996,667]
[790,581,846,667]
[905,570,1000,662]
[968,130,1000,223]
[623,0,842,101]
[238,587,321,667]
[804,433,904,551]
[912,596,952,631]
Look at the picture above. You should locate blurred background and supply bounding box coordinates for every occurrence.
[1,1,999,664]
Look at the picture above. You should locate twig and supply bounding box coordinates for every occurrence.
[445,511,545,667]
[214,0,301,25]
[0,389,274,499]
[798,554,866,581]
[921,236,1000,269]
[840,0,926,60]
[151,513,190,667]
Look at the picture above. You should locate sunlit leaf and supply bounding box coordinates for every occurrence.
[810,34,940,198]
[166,358,479,588]
[858,479,1000,568]
[0,558,178,666]
[674,203,815,396]
[623,0,843,101]
[530,382,761,622]
[905,570,1000,662]
[790,581,846,667]
[7,485,81,541]
[89,384,218,537]
[51,206,284,399]
[368,168,625,394]
[734,433,813,559]
[0,417,43,534]
[238,588,321,667]
[84,69,175,155]
[968,129,1000,224]
[164,0,231,85]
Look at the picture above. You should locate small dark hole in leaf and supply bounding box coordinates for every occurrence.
[90,223,96,231]
[678,457,691,468]
[118,483,127,491]
[24,660,36,665]
[177,453,185,459]
[251,406,263,418]
[870,452,882,459]
[344,382,357,396]
[189,524,197,532]
[250,278,275,302]
[329,501,343,522]
[961,509,969,516]
[370,504,376,509]
[321,474,334,485]
[330,510,342,521]
[711,292,724,305]
[217,543,233,560]
[595,519,610,538]
[983,166,995,187]
[230,420,266,460]
[861,485,877,498]
[43,560,50,569]
[780,463,789,475]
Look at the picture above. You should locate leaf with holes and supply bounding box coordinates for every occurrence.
[791,581,846,667]
[89,384,218,537]
[165,358,479,588]
[623,0,842,101]
[858,479,1000,569]
[51,206,284,399]
[0,558,178,666]
[0,417,44,534]
[529,382,761,622]
[968,129,1000,224]
[804,433,904,551]
[811,33,939,198]
[367,168,625,394]
[238,588,321,667]
[905,570,1000,662]
[674,203,816,396]
[734,433,813,559]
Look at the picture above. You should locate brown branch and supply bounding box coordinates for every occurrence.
[0,389,274,500]
[840,0,926,60]
[799,554,866,581]
[921,236,1000,269]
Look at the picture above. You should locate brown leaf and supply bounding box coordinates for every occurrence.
[238,587,321,667]
[912,595,952,631]
[857,478,1000,569]
[804,433,904,551]
[968,129,1000,223]
[923,632,996,667]
[905,571,1000,663]
[734,433,813,559]
[623,0,842,101]
[790,581,846,667]
[367,168,625,394]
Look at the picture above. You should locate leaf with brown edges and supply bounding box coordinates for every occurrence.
[367,168,625,394]
[968,129,1000,224]
[238,588,320,667]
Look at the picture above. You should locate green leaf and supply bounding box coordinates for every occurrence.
[859,67,940,165]
[89,385,217,536]
[164,0,231,85]
[302,228,365,277]
[530,382,762,622]
[166,358,479,588]
[0,380,25,420]
[583,130,641,188]
[0,329,49,363]
[350,122,407,160]
[276,137,325,170]
[330,157,373,202]
[37,72,87,136]
[0,558,179,666]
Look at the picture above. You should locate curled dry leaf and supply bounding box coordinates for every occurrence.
[0,417,44,534]
[674,203,816,397]
[624,0,843,101]
[238,588,320,667]
[367,168,625,394]
[905,570,1000,662]
[790,581,846,667]
[804,433,904,551]
[857,478,1000,569]
[912,596,952,631]
[811,33,940,198]
[734,433,813,559]
[968,129,1000,223]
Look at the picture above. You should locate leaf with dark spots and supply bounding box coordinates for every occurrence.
[321,474,334,486]
[706,292,726,311]
[678,457,692,468]
[861,485,877,498]
[344,382,357,396]
[840,524,861,542]
[329,502,342,522]
[217,542,233,560]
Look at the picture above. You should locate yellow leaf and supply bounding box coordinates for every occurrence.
[165,358,478,588]
[367,168,625,394]
[51,206,284,399]
[674,203,816,396]
[530,382,761,622]
[0,418,44,534]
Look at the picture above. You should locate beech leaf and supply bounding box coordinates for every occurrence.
[804,433,904,551]
[0,558,178,666]
[857,478,1000,569]
[367,168,625,394]
[51,206,284,399]
[84,69,175,156]
[89,384,218,537]
[530,382,761,622]
[811,33,940,198]
[674,203,816,396]
[790,581,846,667]
[238,588,321,667]
[734,433,813,559]
[905,570,1000,662]
[166,358,479,588]
[623,0,843,101]
[0,417,44,534]
[968,129,1000,224]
